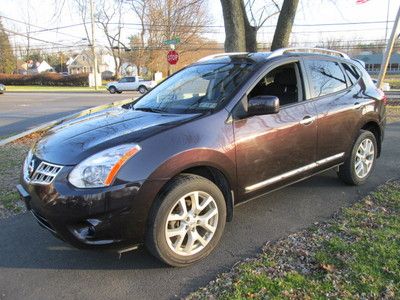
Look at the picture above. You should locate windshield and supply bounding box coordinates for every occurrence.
[132,62,255,114]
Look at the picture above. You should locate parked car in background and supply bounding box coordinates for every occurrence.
[17,48,386,267]
[0,84,5,94]
[372,79,390,91]
[106,76,156,94]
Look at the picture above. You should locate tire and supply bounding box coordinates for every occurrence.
[117,91,122,94]
[138,85,148,94]
[337,130,377,185]
[146,174,226,267]
[108,86,117,94]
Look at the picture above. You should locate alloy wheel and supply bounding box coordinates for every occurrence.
[165,191,218,256]
[354,138,375,178]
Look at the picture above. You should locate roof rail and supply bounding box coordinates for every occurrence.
[268,47,350,59]
[197,52,248,62]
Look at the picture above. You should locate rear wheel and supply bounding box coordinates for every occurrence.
[108,86,117,94]
[138,85,148,94]
[337,130,377,185]
[146,174,226,267]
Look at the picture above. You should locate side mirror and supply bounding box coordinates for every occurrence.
[248,95,280,116]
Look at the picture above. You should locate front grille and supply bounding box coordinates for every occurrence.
[30,161,63,185]
[25,159,63,185]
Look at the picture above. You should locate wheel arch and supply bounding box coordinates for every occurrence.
[179,166,234,222]
[360,120,382,157]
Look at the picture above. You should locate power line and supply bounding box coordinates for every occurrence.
[2,27,70,46]
[1,15,85,40]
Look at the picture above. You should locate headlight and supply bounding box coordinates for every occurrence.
[69,144,141,188]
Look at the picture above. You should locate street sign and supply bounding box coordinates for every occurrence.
[167,50,179,65]
[163,37,180,45]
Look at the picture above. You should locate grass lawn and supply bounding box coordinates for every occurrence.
[385,75,400,89]
[188,181,400,299]
[0,142,30,217]
[6,85,107,92]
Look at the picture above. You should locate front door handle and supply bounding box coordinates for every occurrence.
[299,116,316,125]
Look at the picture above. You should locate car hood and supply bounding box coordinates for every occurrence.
[34,107,198,165]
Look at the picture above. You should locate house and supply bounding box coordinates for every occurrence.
[67,49,118,78]
[16,60,54,74]
[355,51,400,74]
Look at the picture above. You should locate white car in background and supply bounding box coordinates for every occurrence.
[106,76,156,94]
[0,84,5,94]
[372,79,391,91]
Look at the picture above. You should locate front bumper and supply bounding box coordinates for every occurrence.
[17,168,168,250]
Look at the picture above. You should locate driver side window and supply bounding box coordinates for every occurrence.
[249,62,303,106]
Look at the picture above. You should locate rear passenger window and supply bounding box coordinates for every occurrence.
[304,60,347,98]
[342,63,361,85]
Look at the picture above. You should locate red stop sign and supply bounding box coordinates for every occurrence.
[167,50,179,65]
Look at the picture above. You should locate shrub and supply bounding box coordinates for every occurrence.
[0,73,89,86]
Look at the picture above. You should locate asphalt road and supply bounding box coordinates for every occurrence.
[0,122,399,300]
[0,92,139,137]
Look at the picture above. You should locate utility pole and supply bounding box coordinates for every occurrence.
[378,5,400,88]
[90,0,98,90]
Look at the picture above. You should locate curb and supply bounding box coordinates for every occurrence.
[0,97,137,147]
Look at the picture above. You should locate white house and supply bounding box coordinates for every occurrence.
[67,49,118,78]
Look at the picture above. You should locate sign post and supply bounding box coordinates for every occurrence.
[164,37,180,76]
[378,5,400,88]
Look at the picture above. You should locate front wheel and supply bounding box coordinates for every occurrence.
[337,130,377,185]
[146,174,226,267]
[138,85,148,94]
[108,86,117,94]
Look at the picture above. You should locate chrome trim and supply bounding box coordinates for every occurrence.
[245,152,345,192]
[24,159,63,185]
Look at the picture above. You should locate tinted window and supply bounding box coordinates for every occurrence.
[131,62,256,114]
[304,60,347,98]
[342,63,361,84]
[249,62,301,106]
[127,77,136,82]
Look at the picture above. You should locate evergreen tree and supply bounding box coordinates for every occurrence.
[0,18,16,74]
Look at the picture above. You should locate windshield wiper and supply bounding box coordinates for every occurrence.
[134,107,165,113]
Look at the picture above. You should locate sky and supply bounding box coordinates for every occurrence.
[0,0,398,55]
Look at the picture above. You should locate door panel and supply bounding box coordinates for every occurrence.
[313,90,361,160]
[234,100,317,200]
[303,59,365,160]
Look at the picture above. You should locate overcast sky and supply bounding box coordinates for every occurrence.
[0,0,398,54]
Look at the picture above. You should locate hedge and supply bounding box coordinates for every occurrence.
[0,73,89,86]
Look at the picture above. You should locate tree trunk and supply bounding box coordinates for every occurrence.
[271,0,299,51]
[220,0,246,52]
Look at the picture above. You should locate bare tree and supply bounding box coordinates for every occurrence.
[244,0,280,52]
[127,0,147,74]
[127,0,210,75]
[271,0,299,50]
[96,0,125,77]
[220,0,280,52]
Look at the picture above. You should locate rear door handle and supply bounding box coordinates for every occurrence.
[299,116,316,125]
